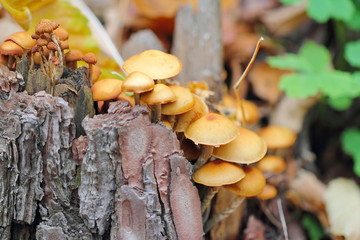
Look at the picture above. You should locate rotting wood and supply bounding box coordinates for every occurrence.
[172,0,223,102]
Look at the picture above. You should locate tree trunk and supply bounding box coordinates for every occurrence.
[0,66,203,239]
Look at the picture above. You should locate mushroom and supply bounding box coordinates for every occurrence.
[258,125,296,151]
[204,166,266,234]
[122,71,154,105]
[193,159,245,213]
[184,113,239,170]
[161,85,195,126]
[65,50,83,70]
[117,92,135,106]
[82,52,97,85]
[91,78,123,112]
[0,40,24,69]
[141,83,176,122]
[122,49,182,82]
[257,155,286,174]
[257,184,278,200]
[212,127,267,164]
[6,31,36,51]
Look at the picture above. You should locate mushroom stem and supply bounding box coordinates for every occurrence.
[134,93,140,105]
[152,104,162,122]
[203,196,245,234]
[193,145,214,171]
[201,186,220,215]
[50,33,64,80]
[88,63,93,85]
[8,56,15,69]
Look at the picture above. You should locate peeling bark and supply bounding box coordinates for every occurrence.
[81,102,203,239]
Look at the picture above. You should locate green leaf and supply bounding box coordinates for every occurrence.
[327,96,353,110]
[299,41,331,73]
[345,40,360,67]
[341,128,360,177]
[267,54,310,72]
[307,0,333,23]
[279,73,321,98]
[320,71,360,98]
[346,10,360,30]
[330,0,356,22]
[280,0,304,4]
[301,214,326,240]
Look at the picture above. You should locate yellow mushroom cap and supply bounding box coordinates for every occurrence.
[236,100,260,125]
[6,31,36,50]
[257,155,286,174]
[258,126,296,149]
[212,127,267,164]
[257,184,278,200]
[91,78,123,101]
[141,83,176,105]
[193,159,246,187]
[162,85,195,115]
[0,41,24,56]
[185,113,239,146]
[174,94,209,132]
[123,49,182,79]
[224,166,266,197]
[117,92,135,106]
[122,71,154,94]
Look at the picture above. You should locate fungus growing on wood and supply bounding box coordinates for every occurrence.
[65,50,83,70]
[141,83,176,122]
[257,184,278,200]
[122,71,154,105]
[257,155,286,174]
[91,78,123,101]
[0,40,24,69]
[258,125,296,149]
[185,113,239,170]
[82,52,97,84]
[212,127,267,164]
[123,49,182,80]
[6,31,36,50]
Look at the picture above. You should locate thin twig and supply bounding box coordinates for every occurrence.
[233,37,264,127]
[277,199,288,240]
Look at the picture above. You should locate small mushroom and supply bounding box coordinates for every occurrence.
[212,127,267,164]
[257,155,286,174]
[122,71,154,105]
[258,125,296,150]
[6,31,36,51]
[122,49,182,82]
[257,184,278,200]
[141,83,176,122]
[0,40,24,69]
[65,50,83,70]
[184,113,239,170]
[82,52,97,85]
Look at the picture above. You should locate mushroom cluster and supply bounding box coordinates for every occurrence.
[0,19,99,95]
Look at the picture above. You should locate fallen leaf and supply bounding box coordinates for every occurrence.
[324,178,360,240]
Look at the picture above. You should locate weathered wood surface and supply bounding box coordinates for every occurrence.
[0,64,203,239]
[80,101,203,239]
[172,0,223,102]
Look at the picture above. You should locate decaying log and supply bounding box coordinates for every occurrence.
[0,91,93,239]
[0,64,24,100]
[80,101,203,239]
[172,0,223,102]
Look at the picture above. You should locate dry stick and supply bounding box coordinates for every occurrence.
[259,199,282,229]
[277,199,289,240]
[203,196,245,234]
[233,37,264,127]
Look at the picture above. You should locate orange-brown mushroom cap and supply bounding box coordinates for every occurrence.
[257,184,278,200]
[258,125,296,149]
[123,49,182,79]
[35,19,59,34]
[225,166,266,197]
[82,52,97,65]
[6,31,36,50]
[212,127,267,164]
[141,83,176,105]
[0,41,24,56]
[122,71,154,94]
[257,155,286,174]
[91,78,123,101]
[174,94,209,132]
[161,85,195,115]
[193,159,246,187]
[185,113,239,146]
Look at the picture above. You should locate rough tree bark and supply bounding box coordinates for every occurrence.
[172,0,223,102]
[0,65,203,239]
